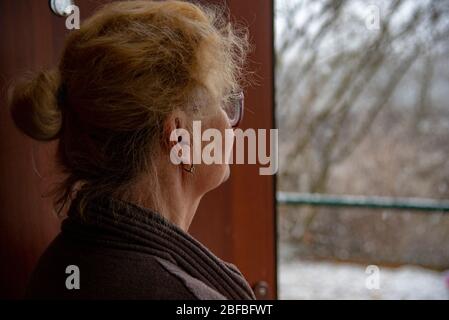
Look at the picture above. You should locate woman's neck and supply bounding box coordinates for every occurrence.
[129,161,201,232]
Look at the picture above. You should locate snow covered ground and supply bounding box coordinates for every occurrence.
[279,259,449,300]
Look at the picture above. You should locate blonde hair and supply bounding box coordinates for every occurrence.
[8,0,249,215]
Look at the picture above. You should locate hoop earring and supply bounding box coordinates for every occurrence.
[183,164,195,174]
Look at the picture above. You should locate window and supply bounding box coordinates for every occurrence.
[276,0,449,299]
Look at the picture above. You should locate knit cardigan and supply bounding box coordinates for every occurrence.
[26,194,256,300]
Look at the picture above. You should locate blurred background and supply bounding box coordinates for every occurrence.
[276,0,449,299]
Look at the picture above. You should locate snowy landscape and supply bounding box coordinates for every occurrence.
[279,259,449,300]
[275,0,449,300]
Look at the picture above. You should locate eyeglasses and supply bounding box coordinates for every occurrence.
[222,90,244,128]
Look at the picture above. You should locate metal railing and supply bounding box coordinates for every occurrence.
[277,192,449,212]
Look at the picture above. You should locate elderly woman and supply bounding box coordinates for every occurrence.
[9,0,254,300]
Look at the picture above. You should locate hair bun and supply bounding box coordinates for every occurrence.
[8,69,62,141]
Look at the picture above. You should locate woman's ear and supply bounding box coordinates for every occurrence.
[162,110,190,152]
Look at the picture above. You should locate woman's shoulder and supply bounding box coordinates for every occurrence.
[154,256,227,300]
[26,233,222,300]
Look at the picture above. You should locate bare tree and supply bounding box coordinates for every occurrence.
[276,0,449,254]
